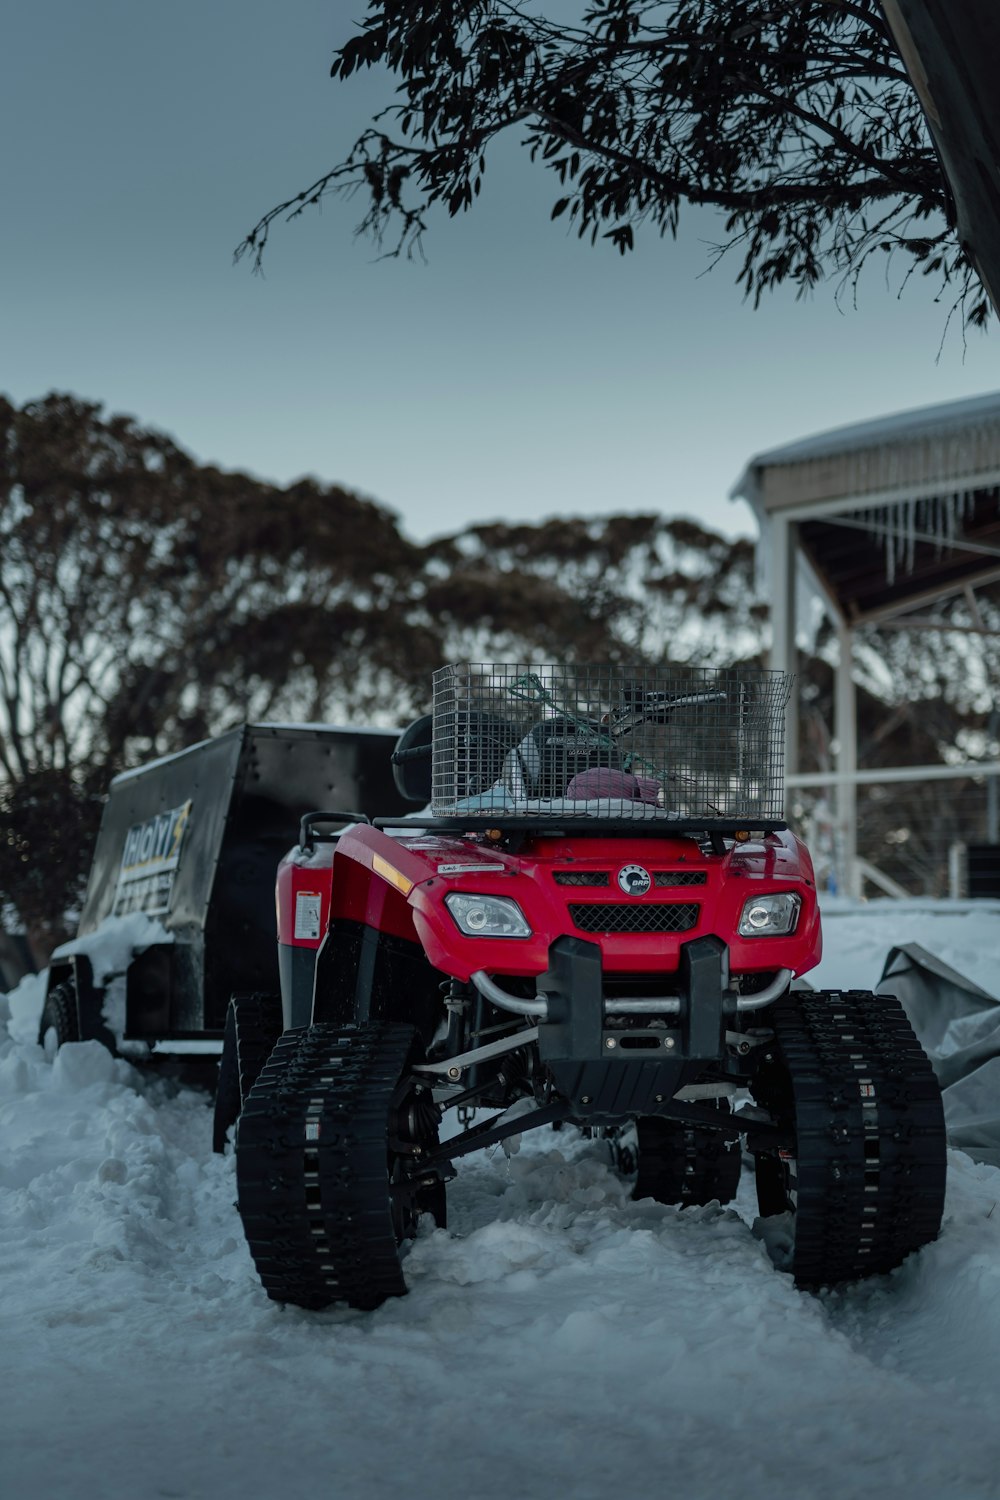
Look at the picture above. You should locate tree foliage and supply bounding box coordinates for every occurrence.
[0,769,105,960]
[3,392,764,950]
[237,0,988,324]
[0,392,430,948]
[424,513,764,662]
[4,391,993,944]
[0,392,429,783]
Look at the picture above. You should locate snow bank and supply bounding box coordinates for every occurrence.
[2,900,1000,1499]
[6,913,174,1052]
[3,968,48,1046]
[52,912,173,1050]
[816,897,1000,999]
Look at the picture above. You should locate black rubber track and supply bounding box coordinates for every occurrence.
[633,1104,742,1206]
[213,994,284,1153]
[750,989,947,1288]
[235,1022,440,1311]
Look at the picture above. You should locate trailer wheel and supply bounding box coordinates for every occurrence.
[38,981,80,1059]
[631,1104,742,1206]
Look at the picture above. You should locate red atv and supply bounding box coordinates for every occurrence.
[227,663,946,1308]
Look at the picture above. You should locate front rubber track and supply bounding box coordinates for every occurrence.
[751,989,947,1288]
[235,1022,437,1311]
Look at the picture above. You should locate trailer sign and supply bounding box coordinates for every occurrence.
[113,800,192,917]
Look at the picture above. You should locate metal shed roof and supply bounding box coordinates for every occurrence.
[731,391,1000,624]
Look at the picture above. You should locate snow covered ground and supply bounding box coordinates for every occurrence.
[3,900,1000,1500]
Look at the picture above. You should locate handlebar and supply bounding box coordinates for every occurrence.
[391,743,433,764]
[611,688,728,736]
[298,809,370,853]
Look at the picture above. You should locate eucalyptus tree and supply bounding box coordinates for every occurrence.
[238,0,985,323]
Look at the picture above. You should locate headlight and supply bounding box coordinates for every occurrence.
[445,892,532,938]
[738,892,801,937]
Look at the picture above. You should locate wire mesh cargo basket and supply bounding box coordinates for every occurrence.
[431,664,791,826]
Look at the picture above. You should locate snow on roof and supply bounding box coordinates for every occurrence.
[731,389,1000,501]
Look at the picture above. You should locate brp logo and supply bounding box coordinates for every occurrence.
[617,864,652,896]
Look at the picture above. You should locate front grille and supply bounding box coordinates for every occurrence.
[568,902,700,934]
[653,870,707,887]
[553,870,610,886]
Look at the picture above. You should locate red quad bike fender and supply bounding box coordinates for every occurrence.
[326,824,822,985]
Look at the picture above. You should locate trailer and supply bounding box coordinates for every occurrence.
[38,723,407,1061]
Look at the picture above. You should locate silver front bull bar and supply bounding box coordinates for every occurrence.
[470,967,792,1019]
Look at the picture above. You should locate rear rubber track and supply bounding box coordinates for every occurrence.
[236,1022,431,1311]
[232,994,283,1100]
[633,1105,742,1206]
[751,989,946,1288]
[213,993,284,1152]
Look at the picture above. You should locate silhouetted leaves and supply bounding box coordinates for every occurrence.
[237,0,989,324]
[0,768,105,958]
[0,393,434,945]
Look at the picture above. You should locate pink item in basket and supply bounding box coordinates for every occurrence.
[566,768,643,801]
[633,775,662,805]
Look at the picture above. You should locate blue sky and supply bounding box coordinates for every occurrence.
[3,1,998,543]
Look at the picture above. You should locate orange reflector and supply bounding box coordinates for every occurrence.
[372,854,413,896]
[734,830,750,842]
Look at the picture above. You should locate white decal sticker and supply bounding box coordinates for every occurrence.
[436,863,505,875]
[294,891,323,940]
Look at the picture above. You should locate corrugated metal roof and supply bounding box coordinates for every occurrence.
[731,391,1000,623]
[731,391,1000,500]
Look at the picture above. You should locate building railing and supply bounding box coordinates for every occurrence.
[787,763,1000,898]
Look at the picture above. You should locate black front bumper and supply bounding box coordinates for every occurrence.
[535,934,737,1121]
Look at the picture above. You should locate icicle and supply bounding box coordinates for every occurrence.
[773,415,1000,590]
[859,482,992,584]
